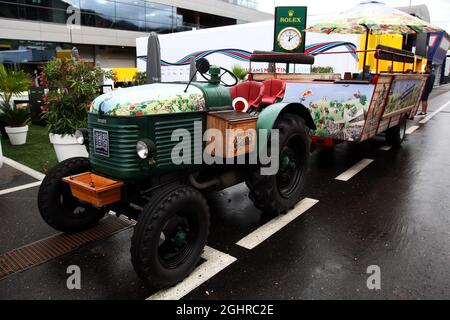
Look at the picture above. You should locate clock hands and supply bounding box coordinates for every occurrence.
[287,33,299,42]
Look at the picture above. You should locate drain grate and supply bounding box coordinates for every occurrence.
[0,217,133,280]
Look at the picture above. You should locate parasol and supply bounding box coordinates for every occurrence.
[146,32,161,84]
[304,1,444,76]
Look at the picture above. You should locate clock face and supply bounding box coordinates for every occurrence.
[277,27,302,52]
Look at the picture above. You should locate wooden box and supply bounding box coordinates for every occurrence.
[62,172,124,208]
[206,111,257,158]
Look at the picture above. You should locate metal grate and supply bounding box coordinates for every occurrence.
[0,217,133,280]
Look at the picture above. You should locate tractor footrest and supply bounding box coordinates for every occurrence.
[62,172,123,208]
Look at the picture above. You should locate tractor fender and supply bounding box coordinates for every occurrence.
[256,102,315,153]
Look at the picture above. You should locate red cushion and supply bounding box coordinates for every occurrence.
[229,81,264,110]
[261,79,286,106]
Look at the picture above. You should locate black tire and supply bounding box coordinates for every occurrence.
[131,185,210,288]
[38,157,105,233]
[246,113,310,216]
[386,118,407,146]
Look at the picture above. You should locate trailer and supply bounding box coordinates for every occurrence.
[246,48,426,147]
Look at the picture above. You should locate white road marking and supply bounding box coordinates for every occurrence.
[335,159,374,182]
[236,198,319,250]
[0,181,42,196]
[405,125,420,135]
[379,145,392,151]
[419,101,450,124]
[147,246,237,300]
[3,157,45,181]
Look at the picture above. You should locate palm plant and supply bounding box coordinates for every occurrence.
[231,64,249,82]
[311,66,334,74]
[0,104,31,127]
[133,71,147,86]
[0,64,32,127]
[0,64,31,109]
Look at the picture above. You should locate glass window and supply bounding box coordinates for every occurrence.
[115,2,145,21]
[145,21,172,33]
[38,7,67,23]
[80,0,115,17]
[0,0,181,32]
[146,7,173,25]
[114,18,146,32]
[116,0,145,6]
[81,13,115,29]
[0,3,20,19]
[2,0,80,9]
[145,2,172,12]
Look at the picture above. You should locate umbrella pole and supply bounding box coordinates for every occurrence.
[362,26,369,80]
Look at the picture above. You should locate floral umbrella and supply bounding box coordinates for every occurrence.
[304,1,444,78]
[305,1,443,35]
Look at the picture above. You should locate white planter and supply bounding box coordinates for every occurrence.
[49,133,88,162]
[0,138,3,168]
[5,126,29,145]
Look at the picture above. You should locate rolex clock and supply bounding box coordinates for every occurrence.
[277,27,302,52]
[274,6,307,53]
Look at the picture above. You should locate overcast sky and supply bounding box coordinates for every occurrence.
[257,0,450,33]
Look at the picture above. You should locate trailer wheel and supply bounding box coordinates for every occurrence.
[246,114,310,216]
[386,118,407,146]
[38,157,106,233]
[131,185,210,288]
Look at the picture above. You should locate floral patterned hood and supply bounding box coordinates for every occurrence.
[90,83,205,116]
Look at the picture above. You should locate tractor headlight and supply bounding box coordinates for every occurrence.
[75,129,89,145]
[136,139,155,160]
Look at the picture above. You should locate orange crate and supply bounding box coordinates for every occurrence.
[62,172,124,208]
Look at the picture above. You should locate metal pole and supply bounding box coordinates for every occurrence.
[362,26,369,80]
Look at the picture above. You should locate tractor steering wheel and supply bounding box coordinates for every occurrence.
[196,58,238,87]
[199,66,238,87]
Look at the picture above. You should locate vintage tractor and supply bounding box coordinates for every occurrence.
[37,55,315,288]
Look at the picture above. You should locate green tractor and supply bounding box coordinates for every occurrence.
[37,55,315,288]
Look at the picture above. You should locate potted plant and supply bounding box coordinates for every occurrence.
[133,71,147,86]
[41,58,113,162]
[0,64,32,145]
[231,64,249,82]
[0,103,31,145]
[0,137,3,168]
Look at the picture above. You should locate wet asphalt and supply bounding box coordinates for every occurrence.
[0,85,449,300]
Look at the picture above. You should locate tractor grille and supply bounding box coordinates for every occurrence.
[154,116,203,168]
[89,122,143,179]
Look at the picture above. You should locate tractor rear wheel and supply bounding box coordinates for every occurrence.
[246,114,310,216]
[131,185,210,289]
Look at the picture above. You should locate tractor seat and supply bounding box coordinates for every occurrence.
[229,81,264,111]
[261,79,286,106]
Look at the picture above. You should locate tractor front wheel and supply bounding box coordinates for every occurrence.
[131,185,210,289]
[38,157,106,233]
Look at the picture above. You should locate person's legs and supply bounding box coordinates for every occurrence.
[419,91,429,115]
[422,100,428,114]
